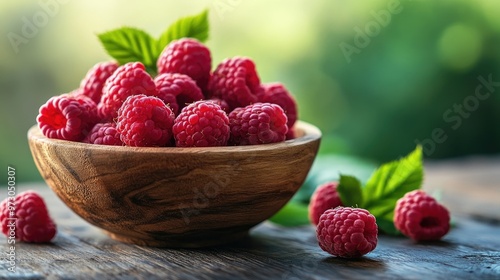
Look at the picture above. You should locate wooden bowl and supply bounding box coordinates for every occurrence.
[28,121,321,248]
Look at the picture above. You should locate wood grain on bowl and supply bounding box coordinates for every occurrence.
[28,121,321,247]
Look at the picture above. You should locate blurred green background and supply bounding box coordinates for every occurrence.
[1,0,500,184]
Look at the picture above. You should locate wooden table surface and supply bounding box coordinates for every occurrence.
[1,156,500,280]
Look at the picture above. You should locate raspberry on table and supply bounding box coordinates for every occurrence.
[157,38,212,94]
[37,94,98,141]
[98,62,157,121]
[394,190,450,241]
[116,94,175,147]
[208,57,261,111]
[173,100,230,147]
[229,102,288,145]
[316,207,378,258]
[79,61,119,104]
[308,182,343,225]
[260,83,298,129]
[83,123,123,146]
[154,73,204,115]
[0,191,56,243]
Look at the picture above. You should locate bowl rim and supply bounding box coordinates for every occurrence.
[28,120,321,154]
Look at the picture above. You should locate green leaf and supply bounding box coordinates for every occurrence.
[98,27,158,73]
[268,202,310,227]
[361,145,423,235]
[337,174,363,207]
[376,216,401,235]
[363,145,423,209]
[156,9,209,58]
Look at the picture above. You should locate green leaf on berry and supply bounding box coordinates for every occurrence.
[361,145,423,234]
[98,27,158,74]
[156,9,209,59]
[268,201,310,227]
[337,174,363,207]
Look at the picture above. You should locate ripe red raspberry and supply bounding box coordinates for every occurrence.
[317,207,378,258]
[207,98,230,113]
[98,62,157,121]
[37,94,98,141]
[116,94,175,147]
[0,191,56,243]
[157,38,211,93]
[229,102,288,145]
[260,83,298,128]
[308,182,343,225]
[208,57,261,111]
[394,190,450,241]
[83,123,123,146]
[173,101,230,147]
[154,73,204,115]
[286,128,296,140]
[79,61,119,103]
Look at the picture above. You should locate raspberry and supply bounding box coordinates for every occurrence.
[83,123,123,146]
[308,182,343,225]
[261,83,298,128]
[157,38,211,93]
[79,61,119,103]
[394,190,450,241]
[229,102,288,145]
[208,57,261,111]
[116,94,175,147]
[317,207,378,258]
[173,100,230,147]
[286,128,296,140]
[0,191,56,243]
[98,62,157,121]
[207,98,230,113]
[37,94,98,141]
[154,73,204,115]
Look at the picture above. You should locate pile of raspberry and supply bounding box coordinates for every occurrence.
[37,38,298,147]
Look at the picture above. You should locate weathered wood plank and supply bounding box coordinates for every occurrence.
[425,156,500,221]
[1,175,499,279]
